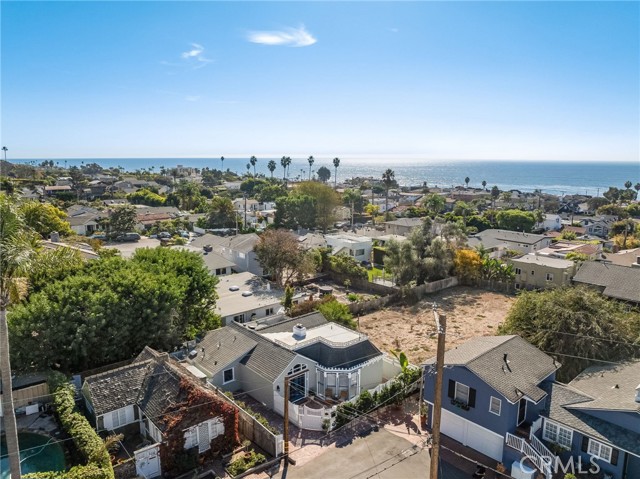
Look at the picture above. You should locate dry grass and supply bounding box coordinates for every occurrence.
[358,286,516,365]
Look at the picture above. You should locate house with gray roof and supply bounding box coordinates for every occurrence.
[422,335,561,476]
[187,312,401,430]
[82,347,239,478]
[572,261,640,304]
[468,229,553,258]
[537,361,640,479]
[383,217,424,236]
[190,233,263,276]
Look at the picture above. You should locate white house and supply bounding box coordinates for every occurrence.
[215,272,284,325]
[325,233,373,262]
[536,214,562,231]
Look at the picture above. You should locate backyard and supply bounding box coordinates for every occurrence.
[358,286,517,365]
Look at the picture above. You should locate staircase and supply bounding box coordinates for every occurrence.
[505,428,555,479]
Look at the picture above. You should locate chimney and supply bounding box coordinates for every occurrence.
[293,323,307,340]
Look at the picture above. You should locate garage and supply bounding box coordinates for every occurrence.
[440,408,504,461]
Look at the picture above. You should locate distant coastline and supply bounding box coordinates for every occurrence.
[10,158,639,196]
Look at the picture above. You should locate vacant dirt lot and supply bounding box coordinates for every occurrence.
[358,286,516,365]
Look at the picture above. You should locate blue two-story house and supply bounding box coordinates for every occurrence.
[538,360,640,479]
[422,335,560,469]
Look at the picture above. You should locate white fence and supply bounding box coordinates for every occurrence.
[273,393,334,431]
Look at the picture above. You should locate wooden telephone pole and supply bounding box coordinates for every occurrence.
[429,306,447,479]
[282,367,308,464]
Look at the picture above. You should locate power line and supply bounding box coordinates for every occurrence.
[534,328,640,348]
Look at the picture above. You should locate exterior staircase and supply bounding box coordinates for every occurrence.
[505,418,555,479]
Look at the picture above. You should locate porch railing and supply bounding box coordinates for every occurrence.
[505,432,553,479]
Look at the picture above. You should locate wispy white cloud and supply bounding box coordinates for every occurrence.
[247,26,317,47]
[161,43,212,71]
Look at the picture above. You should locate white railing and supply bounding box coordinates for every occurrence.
[505,432,553,479]
[530,417,542,436]
[530,433,554,463]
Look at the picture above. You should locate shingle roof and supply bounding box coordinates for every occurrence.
[297,340,382,369]
[425,336,559,403]
[196,327,257,377]
[84,361,154,415]
[568,361,640,412]
[473,229,548,246]
[542,382,640,456]
[136,362,183,431]
[573,262,640,303]
[231,323,297,382]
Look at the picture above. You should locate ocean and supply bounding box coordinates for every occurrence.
[14,158,640,197]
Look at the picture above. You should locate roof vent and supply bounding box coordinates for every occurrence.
[612,384,619,389]
[293,323,307,340]
[229,285,240,291]
[242,291,253,297]
[503,353,510,364]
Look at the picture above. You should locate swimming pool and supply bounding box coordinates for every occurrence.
[0,432,66,478]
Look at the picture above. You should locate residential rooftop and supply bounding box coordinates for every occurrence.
[215,272,283,318]
[510,253,574,269]
[573,261,640,303]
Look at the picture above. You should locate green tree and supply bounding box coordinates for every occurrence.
[19,201,73,237]
[382,169,395,214]
[257,184,288,203]
[274,194,316,230]
[587,196,610,211]
[481,180,487,190]
[1,194,38,479]
[499,287,640,381]
[464,176,470,188]
[603,187,621,204]
[206,196,237,229]
[307,156,314,180]
[342,189,362,226]
[254,229,315,287]
[317,166,331,183]
[327,254,368,279]
[317,298,356,329]
[250,156,258,176]
[597,204,629,219]
[127,188,166,206]
[28,246,84,295]
[384,239,417,286]
[108,204,137,238]
[332,157,340,189]
[297,181,340,233]
[496,209,536,232]
[490,185,500,208]
[267,160,277,178]
[175,180,202,211]
[424,193,445,216]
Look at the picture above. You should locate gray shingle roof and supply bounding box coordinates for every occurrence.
[84,361,154,415]
[425,336,559,403]
[231,323,296,382]
[568,361,640,413]
[542,382,640,456]
[196,327,257,377]
[572,262,640,303]
[136,362,183,431]
[297,340,382,369]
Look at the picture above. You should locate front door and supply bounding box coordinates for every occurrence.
[135,443,161,478]
[517,398,527,425]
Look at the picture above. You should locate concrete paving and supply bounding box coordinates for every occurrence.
[273,428,429,479]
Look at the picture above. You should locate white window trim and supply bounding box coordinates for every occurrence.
[546,273,554,281]
[543,419,573,449]
[454,382,470,404]
[489,396,501,416]
[222,367,235,385]
[588,438,612,463]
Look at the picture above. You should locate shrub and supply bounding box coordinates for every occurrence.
[347,293,359,302]
[227,450,266,477]
[317,299,356,329]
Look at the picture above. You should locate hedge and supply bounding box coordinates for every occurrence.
[24,384,114,479]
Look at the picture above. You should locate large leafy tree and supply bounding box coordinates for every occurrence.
[274,194,316,230]
[1,193,38,479]
[108,204,138,238]
[9,248,219,373]
[317,166,331,183]
[297,181,340,233]
[496,209,536,232]
[206,196,237,229]
[19,201,73,237]
[254,229,315,287]
[424,194,445,216]
[499,286,640,381]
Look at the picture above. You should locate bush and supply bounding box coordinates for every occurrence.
[317,299,356,329]
[328,254,367,279]
[24,385,114,479]
[347,293,359,302]
[227,450,266,477]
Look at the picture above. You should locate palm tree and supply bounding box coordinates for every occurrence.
[1,195,38,479]
[280,156,287,180]
[250,156,257,176]
[635,183,640,194]
[307,156,314,180]
[382,169,395,214]
[220,156,225,171]
[464,177,470,188]
[246,163,251,176]
[342,189,360,227]
[267,160,276,178]
[332,157,340,189]
[2,146,8,163]
[482,180,487,191]
[491,185,500,208]
[624,180,632,190]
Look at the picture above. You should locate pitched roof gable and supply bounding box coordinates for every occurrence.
[426,335,559,403]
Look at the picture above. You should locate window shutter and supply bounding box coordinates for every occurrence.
[581,436,589,453]
[448,380,455,398]
[611,448,619,466]
[468,388,476,408]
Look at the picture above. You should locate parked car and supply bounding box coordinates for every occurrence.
[90,233,107,240]
[178,230,190,238]
[157,231,172,239]
[115,232,141,242]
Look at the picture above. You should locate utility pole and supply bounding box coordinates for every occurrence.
[429,307,446,479]
[282,367,308,465]
[243,193,247,231]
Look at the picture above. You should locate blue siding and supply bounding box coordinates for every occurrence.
[575,409,639,434]
[627,454,640,479]
[424,366,520,437]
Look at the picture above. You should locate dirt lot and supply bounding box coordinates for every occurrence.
[358,286,516,365]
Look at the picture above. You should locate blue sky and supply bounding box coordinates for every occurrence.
[1,1,638,162]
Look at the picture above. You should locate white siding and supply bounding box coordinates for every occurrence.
[102,405,136,430]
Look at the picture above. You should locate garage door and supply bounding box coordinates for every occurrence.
[440,408,504,461]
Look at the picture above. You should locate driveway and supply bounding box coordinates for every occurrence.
[103,237,161,258]
[273,428,429,479]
